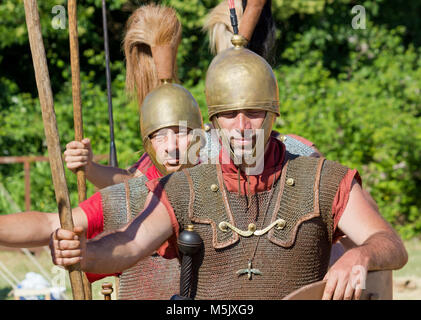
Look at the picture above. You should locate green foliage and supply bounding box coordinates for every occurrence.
[272,0,334,19]
[271,1,421,239]
[0,66,142,213]
[0,0,420,239]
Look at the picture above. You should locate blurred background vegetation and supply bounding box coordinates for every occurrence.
[0,0,420,239]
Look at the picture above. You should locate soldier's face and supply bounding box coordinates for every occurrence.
[150,126,191,173]
[216,110,266,159]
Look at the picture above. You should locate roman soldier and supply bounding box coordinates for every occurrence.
[51,33,407,299]
[63,3,199,189]
[203,0,384,266]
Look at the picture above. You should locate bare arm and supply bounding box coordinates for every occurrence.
[323,179,408,299]
[337,180,407,271]
[0,207,88,248]
[64,138,135,188]
[85,162,135,189]
[52,192,173,274]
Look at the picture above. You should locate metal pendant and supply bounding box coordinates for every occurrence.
[219,218,286,237]
[236,261,262,280]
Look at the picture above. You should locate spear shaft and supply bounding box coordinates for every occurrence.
[23,0,85,300]
[101,0,119,298]
[68,0,86,203]
[68,0,92,300]
[228,0,239,34]
[101,0,118,168]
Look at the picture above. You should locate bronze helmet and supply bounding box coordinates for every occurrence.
[205,35,279,163]
[141,83,204,175]
[123,4,204,175]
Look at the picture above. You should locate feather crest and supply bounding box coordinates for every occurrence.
[123,4,181,107]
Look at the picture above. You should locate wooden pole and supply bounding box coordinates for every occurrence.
[101,282,113,300]
[68,0,86,204]
[23,161,31,211]
[68,0,92,300]
[23,0,85,300]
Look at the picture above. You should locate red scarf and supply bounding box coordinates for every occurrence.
[133,153,163,180]
[220,135,285,195]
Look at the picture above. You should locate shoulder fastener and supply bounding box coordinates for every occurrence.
[286,178,295,186]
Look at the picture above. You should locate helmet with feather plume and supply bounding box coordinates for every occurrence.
[123,4,203,175]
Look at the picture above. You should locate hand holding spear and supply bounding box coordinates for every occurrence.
[24,0,85,300]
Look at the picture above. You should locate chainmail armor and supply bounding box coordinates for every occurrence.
[161,155,348,299]
[282,135,316,157]
[100,176,180,299]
